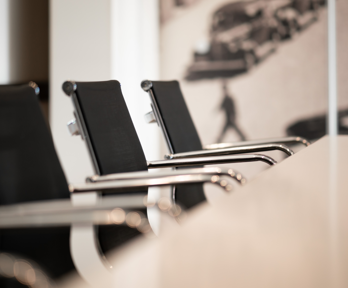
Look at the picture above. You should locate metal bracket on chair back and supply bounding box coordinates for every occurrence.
[28,81,40,95]
[141,80,174,154]
[62,80,101,175]
[67,119,81,136]
[144,110,157,124]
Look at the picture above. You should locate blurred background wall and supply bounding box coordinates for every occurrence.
[0,0,161,183]
[50,0,160,184]
[0,0,346,197]
[158,0,348,182]
[160,0,328,145]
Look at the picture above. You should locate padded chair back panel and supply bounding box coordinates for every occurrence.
[74,81,146,252]
[151,81,203,153]
[75,81,148,176]
[150,81,205,209]
[0,85,74,281]
[0,85,70,204]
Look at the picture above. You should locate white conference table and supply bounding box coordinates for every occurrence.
[61,136,348,288]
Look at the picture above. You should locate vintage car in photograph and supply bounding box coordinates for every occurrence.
[273,0,323,38]
[186,0,282,79]
[265,0,299,39]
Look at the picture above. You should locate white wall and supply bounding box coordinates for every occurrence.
[50,0,160,184]
[0,0,9,84]
[110,0,160,162]
[50,1,162,276]
[50,0,111,182]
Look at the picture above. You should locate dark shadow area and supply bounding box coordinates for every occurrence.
[8,0,49,119]
[286,108,348,141]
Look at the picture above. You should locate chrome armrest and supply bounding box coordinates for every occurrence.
[147,154,276,168]
[70,173,235,194]
[166,143,293,160]
[18,170,241,227]
[204,136,310,150]
[0,195,145,228]
[87,167,246,185]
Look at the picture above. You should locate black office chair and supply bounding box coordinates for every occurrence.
[63,80,277,210]
[0,83,75,286]
[140,80,310,208]
[0,83,239,287]
[140,80,310,155]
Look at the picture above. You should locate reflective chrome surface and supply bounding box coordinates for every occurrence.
[28,81,40,95]
[166,143,294,159]
[141,80,174,154]
[62,80,77,96]
[67,118,80,136]
[62,81,101,175]
[0,209,113,228]
[0,195,145,228]
[71,174,235,193]
[144,110,157,124]
[147,154,277,168]
[140,80,153,91]
[87,167,247,185]
[204,136,311,150]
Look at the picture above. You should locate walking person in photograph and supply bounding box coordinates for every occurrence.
[217,80,246,142]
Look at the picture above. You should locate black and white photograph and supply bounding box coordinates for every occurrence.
[160,0,347,147]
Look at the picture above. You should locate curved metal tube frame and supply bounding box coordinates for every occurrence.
[141,80,309,156]
[71,174,235,194]
[87,167,247,186]
[0,195,146,228]
[0,167,235,227]
[204,136,310,150]
[147,154,276,168]
[166,143,293,159]
[141,80,174,154]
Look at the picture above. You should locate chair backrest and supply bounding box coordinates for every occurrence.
[63,80,147,253]
[141,80,205,209]
[0,83,74,281]
[142,80,203,154]
[0,84,70,205]
[63,80,148,177]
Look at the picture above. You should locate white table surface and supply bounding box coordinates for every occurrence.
[60,136,348,288]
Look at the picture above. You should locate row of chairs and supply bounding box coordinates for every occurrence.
[0,80,309,286]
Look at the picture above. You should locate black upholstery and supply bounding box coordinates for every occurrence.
[173,182,206,210]
[74,81,148,176]
[150,81,206,209]
[73,80,147,253]
[0,85,74,284]
[0,85,70,204]
[151,81,203,153]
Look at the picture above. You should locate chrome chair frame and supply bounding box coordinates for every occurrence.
[0,166,236,286]
[63,80,277,184]
[140,80,310,160]
[0,169,235,229]
[84,167,247,208]
[87,167,246,185]
[1,82,244,287]
[204,136,310,150]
